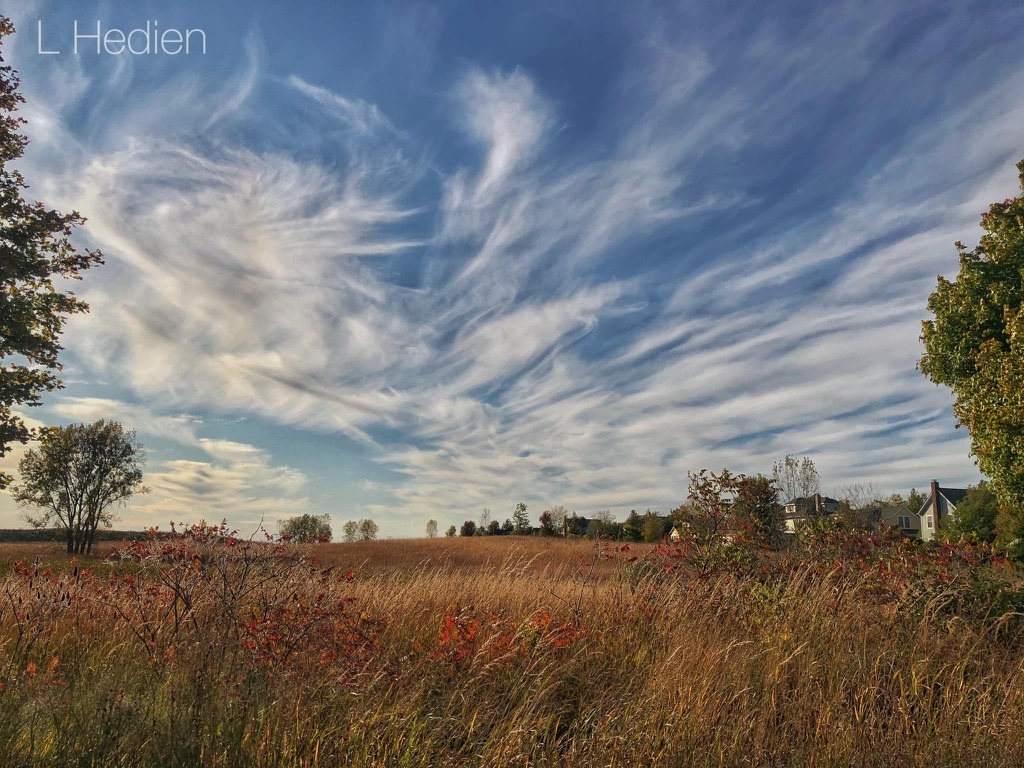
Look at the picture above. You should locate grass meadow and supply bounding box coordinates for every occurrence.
[1,527,1024,767]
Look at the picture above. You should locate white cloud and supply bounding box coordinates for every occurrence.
[454,68,555,204]
[6,3,1019,534]
[131,440,309,533]
[288,75,396,136]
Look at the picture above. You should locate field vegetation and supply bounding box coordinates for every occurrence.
[1,524,1023,767]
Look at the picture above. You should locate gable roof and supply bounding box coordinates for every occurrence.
[918,486,969,516]
[940,488,969,506]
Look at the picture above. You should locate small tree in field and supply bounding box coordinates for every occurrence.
[460,520,477,537]
[342,520,359,542]
[357,518,379,540]
[278,514,332,543]
[425,519,438,538]
[669,469,747,574]
[445,525,457,537]
[12,420,147,554]
[341,518,378,541]
[642,511,666,542]
[546,504,570,534]
[539,510,555,535]
[512,502,531,535]
[731,474,784,548]
[621,510,643,542]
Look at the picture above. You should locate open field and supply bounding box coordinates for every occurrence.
[311,536,641,579]
[1,531,1024,767]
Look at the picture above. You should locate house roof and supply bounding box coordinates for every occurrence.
[784,495,839,506]
[940,488,969,506]
[918,486,969,516]
[855,504,911,524]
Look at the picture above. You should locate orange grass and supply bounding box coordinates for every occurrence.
[312,535,643,578]
[0,532,1022,767]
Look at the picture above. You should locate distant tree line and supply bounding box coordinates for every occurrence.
[428,452,1001,550]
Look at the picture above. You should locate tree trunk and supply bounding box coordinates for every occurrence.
[85,514,102,556]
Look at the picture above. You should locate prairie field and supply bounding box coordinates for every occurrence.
[1,528,1023,767]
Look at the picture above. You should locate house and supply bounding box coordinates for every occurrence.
[914,479,968,541]
[865,480,967,540]
[668,523,738,545]
[861,504,915,536]
[782,494,840,534]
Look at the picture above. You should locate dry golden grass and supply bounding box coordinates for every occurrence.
[0,539,129,558]
[313,536,643,579]
[0,532,1022,767]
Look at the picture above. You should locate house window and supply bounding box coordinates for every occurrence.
[926,515,934,529]
[897,516,911,529]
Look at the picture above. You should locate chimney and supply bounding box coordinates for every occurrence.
[930,479,941,525]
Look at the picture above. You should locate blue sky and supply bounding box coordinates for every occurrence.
[2,0,1023,537]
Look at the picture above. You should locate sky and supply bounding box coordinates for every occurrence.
[2,0,1023,537]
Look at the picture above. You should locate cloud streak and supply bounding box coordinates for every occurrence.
[3,1,1023,534]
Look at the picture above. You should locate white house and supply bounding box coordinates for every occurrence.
[914,480,968,541]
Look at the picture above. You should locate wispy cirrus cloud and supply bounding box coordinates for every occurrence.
[2,1,1022,534]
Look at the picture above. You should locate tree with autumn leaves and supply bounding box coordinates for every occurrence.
[921,159,1024,558]
[672,470,784,569]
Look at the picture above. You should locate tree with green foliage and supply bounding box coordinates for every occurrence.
[921,159,1024,557]
[12,420,146,554]
[342,520,359,542]
[671,469,756,575]
[621,510,643,542]
[425,519,438,538]
[357,518,378,541]
[641,511,666,543]
[459,520,476,537]
[680,471,737,546]
[486,519,501,536]
[278,513,332,543]
[512,502,531,535]
[0,19,104,486]
[942,481,999,544]
[908,488,927,514]
[732,473,784,548]
[445,525,457,537]
[564,512,586,537]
